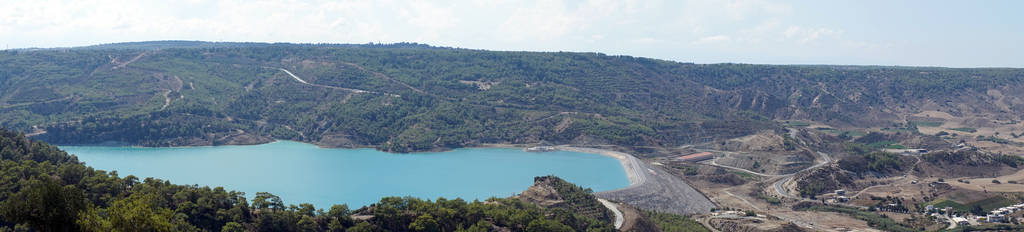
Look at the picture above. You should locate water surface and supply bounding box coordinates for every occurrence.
[62,141,629,208]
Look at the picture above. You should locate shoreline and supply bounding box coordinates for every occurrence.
[553,146,646,188]
[56,140,535,152]
[57,140,644,190]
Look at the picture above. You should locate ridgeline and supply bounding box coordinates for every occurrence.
[2,41,1023,152]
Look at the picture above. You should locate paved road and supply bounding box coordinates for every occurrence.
[707,154,776,177]
[274,68,400,97]
[597,199,624,229]
[771,151,831,199]
[699,148,831,200]
[773,176,797,199]
[277,68,309,84]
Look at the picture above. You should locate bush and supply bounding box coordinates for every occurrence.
[952,128,978,133]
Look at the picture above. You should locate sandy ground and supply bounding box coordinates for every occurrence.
[944,168,1024,192]
[912,110,1024,145]
[852,175,928,201]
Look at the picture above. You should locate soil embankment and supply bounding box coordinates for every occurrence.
[557,146,717,215]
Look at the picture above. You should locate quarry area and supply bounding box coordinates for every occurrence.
[584,114,1024,232]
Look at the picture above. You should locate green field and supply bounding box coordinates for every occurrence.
[968,196,1016,212]
[923,199,969,213]
[867,140,904,149]
[816,127,868,137]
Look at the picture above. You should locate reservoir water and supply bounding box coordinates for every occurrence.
[61,141,629,208]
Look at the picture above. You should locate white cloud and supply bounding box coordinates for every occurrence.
[692,35,730,44]
[783,26,841,44]
[399,1,458,41]
[723,0,791,21]
[0,0,1017,67]
[496,1,580,42]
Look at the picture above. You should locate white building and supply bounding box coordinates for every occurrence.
[987,214,1006,223]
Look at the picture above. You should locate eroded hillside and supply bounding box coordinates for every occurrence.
[1,42,1023,152]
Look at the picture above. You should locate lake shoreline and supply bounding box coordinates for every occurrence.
[63,141,632,208]
[59,140,643,192]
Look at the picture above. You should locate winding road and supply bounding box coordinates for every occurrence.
[273,67,401,97]
[597,199,624,229]
[771,151,831,199]
[700,149,831,199]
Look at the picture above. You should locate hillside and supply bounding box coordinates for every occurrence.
[2,41,1023,152]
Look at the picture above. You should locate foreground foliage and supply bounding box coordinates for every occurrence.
[0,128,615,231]
[642,211,709,232]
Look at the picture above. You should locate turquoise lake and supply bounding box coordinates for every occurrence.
[61,141,629,208]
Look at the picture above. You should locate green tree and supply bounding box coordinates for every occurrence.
[525,219,573,232]
[0,177,87,232]
[297,215,318,232]
[77,194,177,232]
[409,214,440,232]
[221,222,245,232]
[252,192,284,211]
[345,221,379,232]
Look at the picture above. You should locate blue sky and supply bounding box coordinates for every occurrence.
[1,0,1021,67]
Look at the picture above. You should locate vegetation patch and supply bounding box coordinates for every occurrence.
[756,193,782,205]
[731,171,757,180]
[911,121,943,127]
[785,121,811,127]
[951,127,978,133]
[643,210,709,232]
[922,199,969,213]
[966,196,1016,213]
[839,151,907,175]
[840,130,868,137]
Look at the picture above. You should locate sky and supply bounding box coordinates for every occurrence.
[1,0,1022,67]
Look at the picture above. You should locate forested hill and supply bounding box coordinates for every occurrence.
[2,41,1023,152]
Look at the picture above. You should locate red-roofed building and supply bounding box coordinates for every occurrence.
[678,152,713,162]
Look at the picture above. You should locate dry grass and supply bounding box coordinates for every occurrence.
[944,169,1024,192]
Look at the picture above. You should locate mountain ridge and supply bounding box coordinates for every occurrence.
[1,42,1022,152]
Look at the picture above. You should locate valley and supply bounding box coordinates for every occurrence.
[2,41,1024,231]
